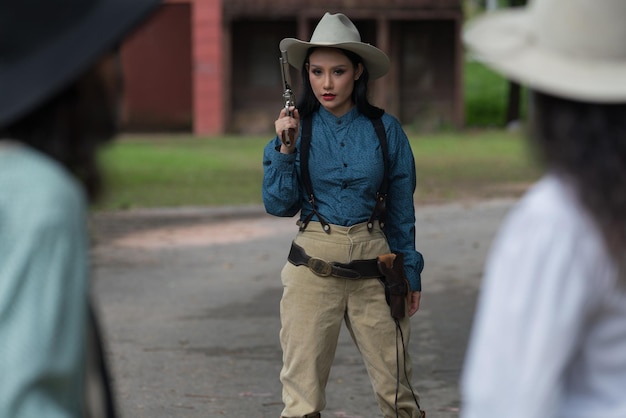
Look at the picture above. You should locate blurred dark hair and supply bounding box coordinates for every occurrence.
[0,59,118,203]
[297,47,384,120]
[531,91,626,262]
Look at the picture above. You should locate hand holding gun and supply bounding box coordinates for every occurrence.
[279,50,296,146]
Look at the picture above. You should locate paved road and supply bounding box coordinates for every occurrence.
[90,199,515,418]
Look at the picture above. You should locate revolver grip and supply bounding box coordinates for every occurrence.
[282,127,295,146]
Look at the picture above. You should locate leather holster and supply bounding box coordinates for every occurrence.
[377,253,409,319]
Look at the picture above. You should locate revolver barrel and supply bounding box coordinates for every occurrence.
[280,50,296,146]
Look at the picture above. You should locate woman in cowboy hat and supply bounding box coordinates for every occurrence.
[461,1,626,417]
[0,1,159,416]
[263,12,425,418]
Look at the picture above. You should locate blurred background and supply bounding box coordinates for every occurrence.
[118,0,526,135]
[99,0,537,212]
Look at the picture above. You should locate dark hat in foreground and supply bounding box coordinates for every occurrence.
[0,0,161,127]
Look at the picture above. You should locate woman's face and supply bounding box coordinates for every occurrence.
[307,48,363,117]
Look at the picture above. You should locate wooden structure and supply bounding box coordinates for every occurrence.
[121,0,464,135]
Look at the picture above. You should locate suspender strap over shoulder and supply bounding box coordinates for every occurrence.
[300,115,389,234]
[366,117,389,232]
[300,116,331,233]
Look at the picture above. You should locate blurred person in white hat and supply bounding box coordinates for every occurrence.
[461,1,626,418]
[0,1,159,416]
[263,12,425,418]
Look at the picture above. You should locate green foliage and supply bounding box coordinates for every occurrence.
[463,0,530,128]
[464,60,528,128]
[464,60,507,127]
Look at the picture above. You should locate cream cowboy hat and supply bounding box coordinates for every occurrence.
[463,0,626,103]
[279,12,391,80]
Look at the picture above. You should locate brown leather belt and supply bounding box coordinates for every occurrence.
[288,242,383,279]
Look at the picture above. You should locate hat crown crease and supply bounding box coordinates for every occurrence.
[310,13,362,44]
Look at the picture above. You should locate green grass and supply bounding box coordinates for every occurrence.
[413,129,540,202]
[95,130,542,211]
[97,135,266,210]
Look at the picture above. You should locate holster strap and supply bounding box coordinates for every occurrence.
[288,242,383,280]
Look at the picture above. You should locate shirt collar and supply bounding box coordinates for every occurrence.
[318,105,359,126]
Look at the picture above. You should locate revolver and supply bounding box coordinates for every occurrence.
[279,49,296,146]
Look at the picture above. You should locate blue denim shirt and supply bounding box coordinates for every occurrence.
[262,107,424,290]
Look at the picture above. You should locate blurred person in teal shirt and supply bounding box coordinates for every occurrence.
[0,0,159,416]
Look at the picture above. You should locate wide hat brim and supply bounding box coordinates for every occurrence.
[280,38,390,80]
[280,12,390,81]
[0,0,161,127]
[464,7,626,103]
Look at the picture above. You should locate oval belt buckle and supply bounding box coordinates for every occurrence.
[308,257,332,277]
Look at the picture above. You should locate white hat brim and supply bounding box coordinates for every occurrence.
[280,38,390,80]
[464,9,626,103]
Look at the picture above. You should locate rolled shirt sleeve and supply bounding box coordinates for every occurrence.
[262,135,302,218]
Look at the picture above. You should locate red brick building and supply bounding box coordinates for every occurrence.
[121,0,464,135]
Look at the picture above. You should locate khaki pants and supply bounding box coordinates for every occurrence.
[280,221,422,418]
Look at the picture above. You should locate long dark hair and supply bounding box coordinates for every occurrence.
[297,47,384,120]
[531,91,626,264]
[0,61,118,203]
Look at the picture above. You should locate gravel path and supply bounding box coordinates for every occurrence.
[90,199,515,418]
